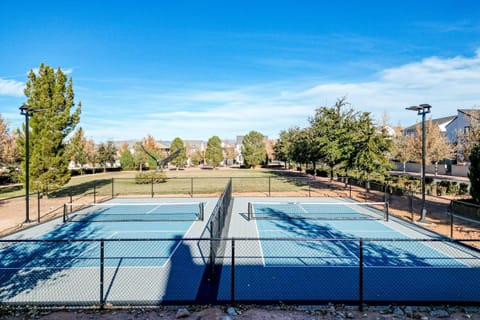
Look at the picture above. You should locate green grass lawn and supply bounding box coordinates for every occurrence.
[0,168,311,199]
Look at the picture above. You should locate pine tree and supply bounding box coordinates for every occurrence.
[18,64,81,192]
[205,136,223,168]
[242,131,266,168]
[169,137,187,169]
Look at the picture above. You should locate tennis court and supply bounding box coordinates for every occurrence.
[218,197,480,303]
[0,197,217,305]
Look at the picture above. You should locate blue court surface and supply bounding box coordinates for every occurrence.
[0,198,214,305]
[219,197,480,303]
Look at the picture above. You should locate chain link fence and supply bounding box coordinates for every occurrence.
[1,237,479,307]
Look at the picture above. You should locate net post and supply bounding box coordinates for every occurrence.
[199,202,205,221]
[247,202,252,221]
[100,239,105,309]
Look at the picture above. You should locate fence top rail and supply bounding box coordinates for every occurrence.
[1,237,478,243]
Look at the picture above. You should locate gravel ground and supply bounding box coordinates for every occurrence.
[2,305,480,320]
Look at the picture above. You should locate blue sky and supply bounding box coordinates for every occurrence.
[1,0,479,142]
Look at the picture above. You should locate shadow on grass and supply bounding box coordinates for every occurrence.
[48,179,112,198]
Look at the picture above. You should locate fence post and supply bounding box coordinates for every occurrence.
[37,191,41,223]
[111,178,115,198]
[450,210,454,239]
[231,239,235,305]
[100,240,105,309]
[151,177,154,198]
[409,188,414,221]
[209,220,215,280]
[191,177,194,197]
[268,177,271,197]
[349,180,352,198]
[93,185,97,204]
[359,239,364,311]
[69,191,72,206]
[308,182,311,197]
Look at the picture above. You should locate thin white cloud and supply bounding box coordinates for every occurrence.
[0,79,24,97]
[12,50,479,142]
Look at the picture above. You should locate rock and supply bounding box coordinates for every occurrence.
[227,307,238,316]
[176,308,190,319]
[420,317,429,320]
[404,306,414,317]
[346,312,355,318]
[429,309,449,318]
[336,311,345,318]
[221,316,232,320]
[393,307,404,316]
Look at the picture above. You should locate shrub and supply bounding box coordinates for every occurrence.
[135,171,167,184]
[459,183,469,195]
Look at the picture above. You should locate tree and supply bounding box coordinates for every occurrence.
[18,63,81,192]
[413,118,455,175]
[134,142,148,171]
[205,136,223,168]
[456,115,480,163]
[348,112,393,186]
[429,124,455,176]
[310,97,356,180]
[85,139,97,173]
[242,130,266,168]
[392,124,416,172]
[289,127,316,171]
[468,144,480,203]
[66,127,88,174]
[274,128,297,169]
[223,144,236,166]
[169,137,187,169]
[97,141,117,172]
[119,148,135,170]
[0,114,19,168]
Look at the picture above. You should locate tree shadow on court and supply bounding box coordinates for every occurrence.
[0,222,104,301]
[262,209,436,267]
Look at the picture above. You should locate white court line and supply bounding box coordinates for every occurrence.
[253,216,266,267]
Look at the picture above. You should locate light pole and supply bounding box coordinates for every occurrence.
[19,104,41,223]
[406,104,432,222]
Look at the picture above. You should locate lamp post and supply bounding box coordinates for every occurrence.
[19,104,41,223]
[406,104,432,222]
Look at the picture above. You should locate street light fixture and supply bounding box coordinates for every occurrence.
[406,104,432,222]
[19,104,42,223]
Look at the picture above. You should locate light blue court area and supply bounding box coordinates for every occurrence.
[220,197,480,303]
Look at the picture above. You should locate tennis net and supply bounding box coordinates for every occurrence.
[248,201,389,221]
[63,202,205,223]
